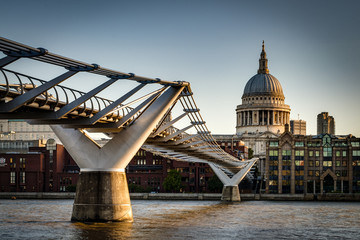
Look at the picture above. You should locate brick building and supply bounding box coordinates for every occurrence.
[0,139,79,192]
[1,140,252,193]
[265,125,360,194]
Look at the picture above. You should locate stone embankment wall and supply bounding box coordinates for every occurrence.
[0,192,359,201]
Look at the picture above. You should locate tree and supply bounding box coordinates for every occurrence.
[207,175,223,192]
[248,148,254,159]
[163,170,182,192]
[65,185,76,192]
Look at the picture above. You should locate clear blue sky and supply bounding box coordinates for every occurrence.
[1,0,360,136]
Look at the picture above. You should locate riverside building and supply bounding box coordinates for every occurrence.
[265,125,360,194]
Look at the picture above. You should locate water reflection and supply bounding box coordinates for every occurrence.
[1,199,360,239]
[73,222,134,239]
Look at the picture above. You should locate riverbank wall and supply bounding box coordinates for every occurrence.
[1,192,360,201]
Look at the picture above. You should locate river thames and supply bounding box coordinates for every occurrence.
[0,199,359,239]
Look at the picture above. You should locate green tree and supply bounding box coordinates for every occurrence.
[65,185,76,192]
[128,183,144,193]
[207,175,223,192]
[248,148,254,159]
[163,170,182,192]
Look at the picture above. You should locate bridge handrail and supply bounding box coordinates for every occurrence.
[0,37,189,87]
[0,68,135,121]
[0,36,244,165]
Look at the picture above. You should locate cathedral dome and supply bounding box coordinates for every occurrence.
[243,73,284,98]
[242,41,284,99]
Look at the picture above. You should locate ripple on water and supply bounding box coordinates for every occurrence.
[1,200,360,239]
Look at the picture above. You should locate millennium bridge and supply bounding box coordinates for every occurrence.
[0,37,257,222]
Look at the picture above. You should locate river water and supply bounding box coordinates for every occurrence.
[0,199,359,239]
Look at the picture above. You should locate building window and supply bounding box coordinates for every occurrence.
[315,151,320,157]
[10,172,15,184]
[295,160,304,166]
[315,171,320,177]
[295,150,304,156]
[342,161,347,167]
[270,160,278,166]
[308,170,313,176]
[323,146,332,157]
[309,151,313,157]
[10,158,16,168]
[20,158,26,169]
[351,142,360,147]
[269,180,277,185]
[336,161,341,167]
[323,161,332,167]
[336,151,340,157]
[315,161,320,167]
[20,172,25,184]
[295,142,304,147]
[282,180,290,186]
[343,151,347,157]
[282,150,291,156]
[353,150,360,156]
[270,141,279,147]
[269,150,278,156]
[309,161,313,167]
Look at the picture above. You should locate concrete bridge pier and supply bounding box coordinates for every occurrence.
[221,185,241,202]
[71,170,132,222]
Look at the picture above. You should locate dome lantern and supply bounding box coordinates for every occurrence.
[258,40,269,74]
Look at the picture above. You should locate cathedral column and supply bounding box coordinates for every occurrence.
[273,111,276,125]
[287,112,290,124]
[247,111,250,125]
[267,111,270,125]
[239,112,242,126]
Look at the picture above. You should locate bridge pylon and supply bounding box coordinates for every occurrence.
[209,160,257,201]
[51,86,184,222]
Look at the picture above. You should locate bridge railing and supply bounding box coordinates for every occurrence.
[0,36,253,171]
[0,68,134,122]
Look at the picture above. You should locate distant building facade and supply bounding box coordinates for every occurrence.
[265,126,360,194]
[317,112,335,135]
[0,120,59,142]
[0,139,79,192]
[127,149,216,193]
[211,135,248,159]
[1,140,250,193]
[290,120,306,135]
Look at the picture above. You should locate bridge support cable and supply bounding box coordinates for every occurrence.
[151,112,187,137]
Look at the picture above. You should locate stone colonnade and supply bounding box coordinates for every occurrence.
[237,110,290,126]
